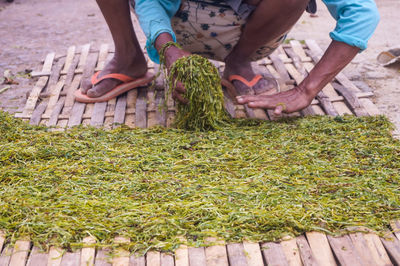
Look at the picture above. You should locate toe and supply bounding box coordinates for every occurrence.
[80,78,93,94]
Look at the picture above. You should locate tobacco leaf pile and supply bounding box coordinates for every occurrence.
[159,42,228,131]
[0,111,400,252]
[167,54,228,131]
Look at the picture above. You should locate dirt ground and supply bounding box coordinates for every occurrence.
[0,0,399,136]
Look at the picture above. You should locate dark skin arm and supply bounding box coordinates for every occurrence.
[236,40,360,115]
[155,33,191,104]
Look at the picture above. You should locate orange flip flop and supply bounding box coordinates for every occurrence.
[74,71,155,103]
[221,74,279,103]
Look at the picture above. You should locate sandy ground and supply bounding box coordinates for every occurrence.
[0,0,399,136]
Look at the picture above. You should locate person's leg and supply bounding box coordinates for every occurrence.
[224,0,309,95]
[81,0,147,98]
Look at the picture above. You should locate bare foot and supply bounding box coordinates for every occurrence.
[80,53,148,98]
[223,58,278,96]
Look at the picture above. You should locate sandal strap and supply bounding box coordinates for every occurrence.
[91,72,136,85]
[228,74,263,88]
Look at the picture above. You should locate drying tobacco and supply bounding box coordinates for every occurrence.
[0,111,399,253]
[159,42,228,131]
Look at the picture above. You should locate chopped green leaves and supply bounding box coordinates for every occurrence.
[0,111,399,253]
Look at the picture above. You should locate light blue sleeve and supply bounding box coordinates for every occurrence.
[135,0,181,63]
[322,0,380,51]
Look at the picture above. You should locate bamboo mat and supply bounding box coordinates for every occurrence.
[1,225,400,266]
[14,40,381,128]
[7,39,399,266]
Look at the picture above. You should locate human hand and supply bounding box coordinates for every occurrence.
[163,45,191,104]
[236,86,313,115]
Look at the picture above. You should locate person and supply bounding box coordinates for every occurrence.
[76,0,379,116]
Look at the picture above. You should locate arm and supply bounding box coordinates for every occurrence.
[134,0,181,64]
[237,0,380,115]
[135,0,190,103]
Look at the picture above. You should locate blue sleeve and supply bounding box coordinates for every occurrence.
[135,0,181,63]
[322,0,380,51]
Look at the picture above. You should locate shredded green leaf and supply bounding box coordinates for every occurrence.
[0,111,399,253]
[159,42,228,131]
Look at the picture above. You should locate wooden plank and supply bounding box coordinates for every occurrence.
[175,242,189,266]
[9,240,31,266]
[0,244,12,266]
[332,83,369,117]
[61,251,81,266]
[95,44,110,72]
[129,254,145,266]
[90,102,108,127]
[25,52,55,105]
[327,235,364,266]
[160,253,174,266]
[380,233,400,265]
[165,86,176,128]
[104,98,117,129]
[155,89,166,127]
[42,77,66,119]
[270,54,291,85]
[0,231,4,253]
[47,97,65,127]
[80,236,96,266]
[266,64,286,92]
[47,246,63,266]
[42,52,56,72]
[113,95,127,127]
[70,52,99,126]
[316,91,339,116]
[82,103,94,126]
[55,119,69,131]
[21,76,49,118]
[112,237,130,266]
[204,238,228,266]
[349,233,391,266]
[392,221,400,241]
[300,105,317,116]
[146,89,157,128]
[48,57,67,90]
[359,98,382,116]
[27,246,49,266]
[226,243,248,266]
[68,102,86,127]
[135,88,147,128]
[284,47,307,77]
[242,242,263,266]
[146,251,160,266]
[296,235,319,266]
[29,100,47,125]
[76,44,92,74]
[62,74,82,117]
[305,232,336,266]
[64,52,81,89]
[62,46,77,75]
[95,249,112,266]
[280,238,302,266]
[363,233,392,266]
[188,247,206,266]
[261,242,289,266]
[125,90,138,128]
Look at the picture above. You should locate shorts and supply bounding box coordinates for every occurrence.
[171,0,289,62]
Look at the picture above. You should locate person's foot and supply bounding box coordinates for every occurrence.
[80,53,148,98]
[223,58,278,96]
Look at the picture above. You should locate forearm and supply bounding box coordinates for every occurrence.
[299,40,359,99]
